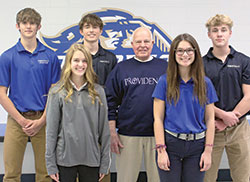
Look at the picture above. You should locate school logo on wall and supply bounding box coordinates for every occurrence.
[40,8,172,63]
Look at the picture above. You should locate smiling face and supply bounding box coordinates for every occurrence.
[175,40,195,69]
[80,23,103,43]
[70,50,88,79]
[208,24,232,48]
[131,27,154,61]
[16,22,41,40]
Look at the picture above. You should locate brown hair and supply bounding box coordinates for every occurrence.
[167,33,206,106]
[79,14,103,30]
[16,8,41,26]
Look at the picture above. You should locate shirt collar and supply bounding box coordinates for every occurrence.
[134,56,153,62]
[16,38,45,54]
[180,77,193,84]
[206,45,235,60]
[94,44,105,57]
[81,41,105,57]
[70,79,87,91]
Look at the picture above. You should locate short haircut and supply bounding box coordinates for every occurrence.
[206,14,233,31]
[16,7,41,26]
[79,14,103,30]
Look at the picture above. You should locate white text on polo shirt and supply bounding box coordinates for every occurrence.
[124,77,158,86]
[227,65,240,68]
[100,60,110,64]
[38,60,49,64]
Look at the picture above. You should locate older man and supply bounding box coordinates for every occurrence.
[105,27,167,182]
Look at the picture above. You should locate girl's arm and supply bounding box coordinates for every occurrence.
[45,91,61,176]
[200,103,215,172]
[153,98,170,171]
[98,87,111,175]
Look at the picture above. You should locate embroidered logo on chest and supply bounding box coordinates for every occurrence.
[100,60,110,64]
[227,65,240,68]
[38,60,49,64]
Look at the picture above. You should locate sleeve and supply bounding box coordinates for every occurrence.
[242,55,250,85]
[110,53,117,70]
[205,77,218,105]
[45,89,62,175]
[152,74,167,101]
[51,54,61,84]
[105,65,123,121]
[0,52,11,87]
[98,87,111,174]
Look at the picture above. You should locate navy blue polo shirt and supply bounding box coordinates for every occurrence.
[152,74,218,134]
[92,44,117,86]
[203,46,250,113]
[0,39,61,112]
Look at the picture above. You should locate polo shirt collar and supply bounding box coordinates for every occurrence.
[180,77,193,84]
[206,45,235,60]
[81,41,105,57]
[94,44,105,57]
[16,38,45,54]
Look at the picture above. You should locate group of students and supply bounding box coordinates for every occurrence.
[0,7,249,182]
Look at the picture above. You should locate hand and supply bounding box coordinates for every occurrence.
[110,132,124,154]
[215,119,227,132]
[233,110,242,118]
[50,173,59,182]
[22,119,44,136]
[222,111,239,127]
[99,173,105,181]
[19,117,31,128]
[157,151,170,171]
[200,151,212,171]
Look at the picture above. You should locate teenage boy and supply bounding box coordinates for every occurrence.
[203,14,250,182]
[78,13,117,181]
[0,8,61,182]
[79,13,117,87]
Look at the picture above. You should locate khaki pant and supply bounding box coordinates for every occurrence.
[116,135,160,182]
[204,118,250,182]
[3,114,50,182]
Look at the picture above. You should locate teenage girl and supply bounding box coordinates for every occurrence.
[45,43,110,182]
[152,33,218,182]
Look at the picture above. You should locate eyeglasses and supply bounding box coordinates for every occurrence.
[175,48,195,56]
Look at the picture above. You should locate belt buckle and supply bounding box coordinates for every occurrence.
[186,133,195,141]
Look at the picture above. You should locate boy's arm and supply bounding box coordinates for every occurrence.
[0,86,28,127]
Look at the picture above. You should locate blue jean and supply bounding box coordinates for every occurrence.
[156,132,205,182]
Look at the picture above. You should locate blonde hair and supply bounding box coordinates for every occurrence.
[206,14,233,31]
[54,43,101,104]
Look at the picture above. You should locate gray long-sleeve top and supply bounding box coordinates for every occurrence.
[45,83,111,175]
